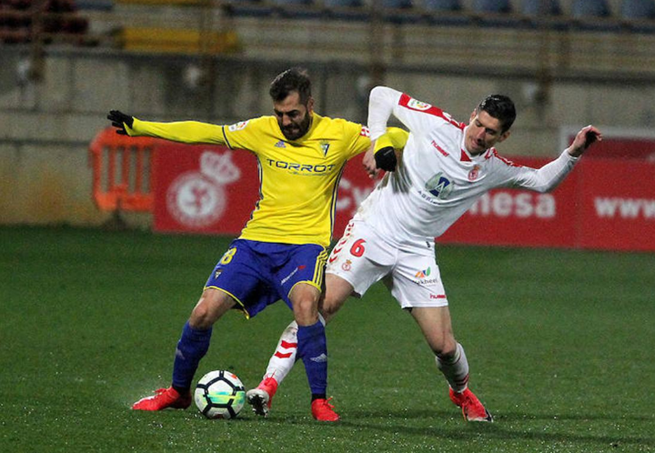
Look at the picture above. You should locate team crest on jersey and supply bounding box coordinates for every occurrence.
[360,126,370,137]
[407,99,433,111]
[468,165,481,181]
[228,121,249,132]
[320,141,330,156]
[425,173,454,199]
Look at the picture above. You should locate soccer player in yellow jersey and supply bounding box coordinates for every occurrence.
[107,68,404,421]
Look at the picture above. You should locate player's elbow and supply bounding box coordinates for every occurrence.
[369,85,390,101]
[531,183,559,193]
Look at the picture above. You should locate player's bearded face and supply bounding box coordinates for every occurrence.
[274,92,314,140]
[465,110,510,155]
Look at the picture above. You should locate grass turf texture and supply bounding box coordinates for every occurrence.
[1,226,654,452]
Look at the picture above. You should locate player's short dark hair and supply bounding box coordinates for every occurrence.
[269,67,312,105]
[477,94,516,133]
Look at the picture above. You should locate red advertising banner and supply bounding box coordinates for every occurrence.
[152,144,375,238]
[438,157,579,249]
[152,145,655,252]
[585,137,655,161]
[153,144,260,235]
[577,159,655,252]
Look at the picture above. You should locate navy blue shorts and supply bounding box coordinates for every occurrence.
[204,239,328,318]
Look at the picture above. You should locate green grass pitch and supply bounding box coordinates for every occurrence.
[1,226,654,452]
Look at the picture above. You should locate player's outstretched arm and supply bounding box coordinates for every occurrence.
[567,125,602,158]
[106,110,225,145]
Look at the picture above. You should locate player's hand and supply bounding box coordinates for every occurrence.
[374,146,397,172]
[107,110,134,135]
[568,125,602,158]
[363,143,380,179]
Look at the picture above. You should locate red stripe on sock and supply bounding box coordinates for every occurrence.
[274,352,293,359]
[455,375,470,386]
[280,340,298,349]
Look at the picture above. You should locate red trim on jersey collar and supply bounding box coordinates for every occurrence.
[398,93,465,130]
[487,148,521,167]
[460,149,472,162]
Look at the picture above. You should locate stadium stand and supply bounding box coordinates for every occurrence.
[118,27,240,53]
[0,0,89,45]
[5,0,655,53]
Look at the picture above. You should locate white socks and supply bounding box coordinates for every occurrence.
[263,314,327,384]
[435,342,470,393]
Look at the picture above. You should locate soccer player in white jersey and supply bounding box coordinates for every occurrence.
[246,86,602,422]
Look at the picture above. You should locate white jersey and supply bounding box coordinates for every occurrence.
[360,86,579,251]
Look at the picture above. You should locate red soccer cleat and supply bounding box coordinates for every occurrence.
[246,377,279,417]
[132,387,191,411]
[311,397,340,422]
[449,388,493,422]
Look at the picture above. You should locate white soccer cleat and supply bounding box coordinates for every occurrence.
[246,377,278,417]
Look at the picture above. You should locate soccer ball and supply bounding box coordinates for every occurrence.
[194,370,246,419]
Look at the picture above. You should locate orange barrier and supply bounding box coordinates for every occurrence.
[89,127,155,212]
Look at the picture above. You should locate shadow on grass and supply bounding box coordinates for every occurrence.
[261,409,655,449]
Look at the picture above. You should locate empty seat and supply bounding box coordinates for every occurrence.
[423,0,470,26]
[380,0,420,24]
[324,0,363,5]
[621,0,655,32]
[521,0,561,16]
[223,0,273,18]
[471,0,518,27]
[472,0,511,13]
[571,0,617,31]
[270,0,322,19]
[571,0,611,18]
[324,0,368,21]
[270,0,313,4]
[621,0,655,19]
[381,0,413,7]
[73,0,114,10]
[520,0,566,29]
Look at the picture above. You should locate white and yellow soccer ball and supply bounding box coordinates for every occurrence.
[194,370,246,419]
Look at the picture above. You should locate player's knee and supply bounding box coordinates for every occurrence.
[189,304,214,329]
[293,297,319,326]
[189,290,230,329]
[434,339,458,359]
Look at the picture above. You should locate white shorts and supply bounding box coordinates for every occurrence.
[327,220,448,309]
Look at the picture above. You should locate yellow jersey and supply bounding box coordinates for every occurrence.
[128,113,372,247]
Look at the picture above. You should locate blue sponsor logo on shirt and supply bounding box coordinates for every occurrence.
[425,173,454,199]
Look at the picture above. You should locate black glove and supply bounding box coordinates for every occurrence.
[374,146,397,172]
[107,110,134,135]
[584,130,598,148]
